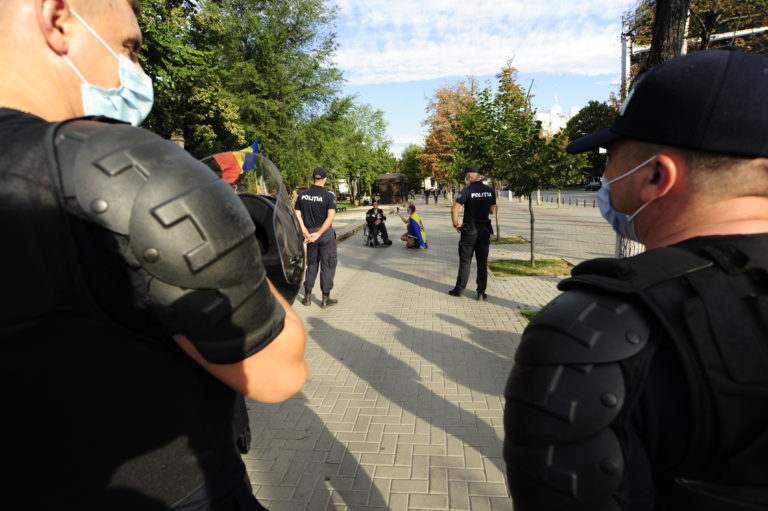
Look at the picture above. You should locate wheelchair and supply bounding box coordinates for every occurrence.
[363,223,381,246]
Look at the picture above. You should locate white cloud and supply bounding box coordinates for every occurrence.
[388,134,426,158]
[334,0,628,85]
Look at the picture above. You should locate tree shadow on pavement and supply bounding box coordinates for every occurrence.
[341,245,447,294]
[307,317,507,474]
[379,313,514,397]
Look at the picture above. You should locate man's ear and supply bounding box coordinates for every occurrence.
[37,0,72,55]
[640,153,679,202]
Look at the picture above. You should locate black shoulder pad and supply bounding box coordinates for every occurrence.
[54,120,260,290]
[516,288,650,365]
[53,120,284,363]
[503,287,650,511]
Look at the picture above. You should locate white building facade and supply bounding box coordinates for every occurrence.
[535,97,580,136]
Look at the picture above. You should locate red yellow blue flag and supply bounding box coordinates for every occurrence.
[213,140,260,182]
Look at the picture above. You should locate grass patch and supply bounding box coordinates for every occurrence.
[490,236,528,245]
[489,258,573,277]
[520,310,539,322]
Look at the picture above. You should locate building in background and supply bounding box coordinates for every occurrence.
[535,97,580,136]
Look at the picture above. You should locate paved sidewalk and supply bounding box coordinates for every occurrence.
[244,198,616,510]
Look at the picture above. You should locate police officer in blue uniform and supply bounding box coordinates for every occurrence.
[295,167,338,308]
[0,1,307,508]
[504,49,768,511]
[449,165,496,300]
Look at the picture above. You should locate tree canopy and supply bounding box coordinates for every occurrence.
[398,144,425,190]
[138,0,396,192]
[624,0,768,83]
[565,100,618,181]
[417,79,478,187]
[445,62,588,263]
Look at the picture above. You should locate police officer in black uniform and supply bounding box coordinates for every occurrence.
[0,1,308,509]
[365,200,392,246]
[449,165,496,300]
[295,167,338,308]
[504,49,768,511]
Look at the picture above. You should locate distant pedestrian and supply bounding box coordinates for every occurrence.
[433,188,438,204]
[449,165,496,300]
[424,188,430,204]
[295,167,338,308]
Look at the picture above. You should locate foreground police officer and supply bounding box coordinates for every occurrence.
[295,167,338,308]
[504,49,768,511]
[0,1,307,509]
[365,200,392,246]
[449,165,496,300]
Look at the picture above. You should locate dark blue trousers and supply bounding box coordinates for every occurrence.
[304,229,337,294]
[454,226,490,293]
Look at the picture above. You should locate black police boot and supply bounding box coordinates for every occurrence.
[301,291,312,306]
[448,288,463,297]
[321,293,338,308]
[476,290,488,301]
[384,238,392,245]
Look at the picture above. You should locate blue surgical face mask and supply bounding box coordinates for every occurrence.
[62,8,153,126]
[597,155,656,242]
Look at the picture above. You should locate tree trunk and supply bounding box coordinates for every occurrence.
[643,0,692,72]
[529,194,535,267]
[557,190,562,208]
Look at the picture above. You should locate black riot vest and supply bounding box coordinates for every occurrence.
[560,236,768,510]
[0,111,242,509]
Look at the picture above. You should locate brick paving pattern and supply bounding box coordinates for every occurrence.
[244,196,616,510]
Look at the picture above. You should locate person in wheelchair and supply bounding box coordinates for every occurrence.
[365,200,392,246]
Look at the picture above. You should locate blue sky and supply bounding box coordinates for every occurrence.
[332,0,636,157]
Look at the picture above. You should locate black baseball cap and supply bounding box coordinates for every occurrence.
[567,49,768,158]
[313,167,327,179]
[465,164,480,174]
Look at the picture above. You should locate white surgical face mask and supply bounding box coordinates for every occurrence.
[62,8,153,126]
[464,177,470,185]
[597,155,656,242]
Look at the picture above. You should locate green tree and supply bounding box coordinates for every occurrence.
[200,0,344,185]
[140,0,396,194]
[418,80,477,191]
[688,0,768,54]
[398,144,425,192]
[452,63,587,264]
[565,100,618,181]
[625,0,768,87]
[139,0,248,156]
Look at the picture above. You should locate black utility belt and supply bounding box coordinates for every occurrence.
[460,221,491,233]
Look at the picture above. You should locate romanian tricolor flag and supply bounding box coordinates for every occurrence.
[213,140,260,183]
